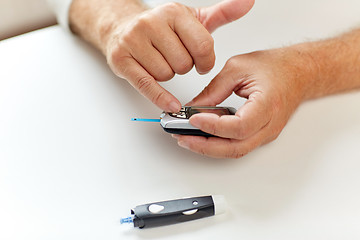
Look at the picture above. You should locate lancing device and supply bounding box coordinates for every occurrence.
[132,106,236,137]
[120,195,226,229]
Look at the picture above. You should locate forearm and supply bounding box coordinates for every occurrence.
[293,29,360,101]
[69,0,148,54]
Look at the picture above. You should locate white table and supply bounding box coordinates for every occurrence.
[1,0,360,239]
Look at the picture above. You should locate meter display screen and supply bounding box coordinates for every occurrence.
[188,107,232,117]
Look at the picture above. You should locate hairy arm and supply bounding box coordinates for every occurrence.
[175,28,360,158]
[301,29,360,99]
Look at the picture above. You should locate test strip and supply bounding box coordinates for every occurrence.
[131,118,160,122]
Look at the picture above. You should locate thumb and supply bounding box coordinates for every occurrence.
[197,0,254,33]
[187,67,236,106]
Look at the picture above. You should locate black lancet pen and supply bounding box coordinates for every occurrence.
[120,195,226,229]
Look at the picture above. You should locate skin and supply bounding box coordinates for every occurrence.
[69,0,254,112]
[68,0,360,159]
[173,29,360,158]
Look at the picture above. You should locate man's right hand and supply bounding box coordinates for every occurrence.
[69,0,254,112]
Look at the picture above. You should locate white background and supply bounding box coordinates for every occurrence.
[0,0,55,40]
[1,0,360,239]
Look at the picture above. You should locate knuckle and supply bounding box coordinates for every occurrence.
[195,39,214,58]
[136,76,154,93]
[107,50,128,77]
[121,14,154,39]
[121,29,135,44]
[161,2,186,15]
[134,15,151,30]
[136,13,163,34]
[109,45,124,62]
[174,58,193,74]
[120,18,148,43]
[156,69,175,82]
[225,56,240,69]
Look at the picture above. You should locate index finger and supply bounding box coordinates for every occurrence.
[114,56,181,112]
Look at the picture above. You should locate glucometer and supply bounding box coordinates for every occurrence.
[132,106,237,137]
[160,106,236,136]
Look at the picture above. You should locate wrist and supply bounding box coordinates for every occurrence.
[286,30,360,101]
[260,45,318,106]
[69,0,148,55]
[275,43,322,103]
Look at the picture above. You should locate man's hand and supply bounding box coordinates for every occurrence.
[173,28,360,158]
[173,49,312,158]
[69,0,254,112]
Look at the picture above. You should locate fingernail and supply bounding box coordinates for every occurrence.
[197,67,211,75]
[178,140,190,150]
[169,101,181,113]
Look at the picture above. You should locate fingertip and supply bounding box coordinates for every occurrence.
[154,94,181,113]
[200,0,255,33]
[197,70,211,75]
[196,65,212,75]
[168,101,181,113]
[245,0,256,13]
[195,53,215,75]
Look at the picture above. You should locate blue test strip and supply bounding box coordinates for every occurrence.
[131,118,160,122]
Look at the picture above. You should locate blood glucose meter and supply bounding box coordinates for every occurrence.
[160,106,236,137]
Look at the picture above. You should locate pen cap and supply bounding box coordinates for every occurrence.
[211,195,227,215]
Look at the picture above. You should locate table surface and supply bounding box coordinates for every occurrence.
[1,0,360,239]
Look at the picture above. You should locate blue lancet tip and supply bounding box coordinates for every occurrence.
[120,217,133,224]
